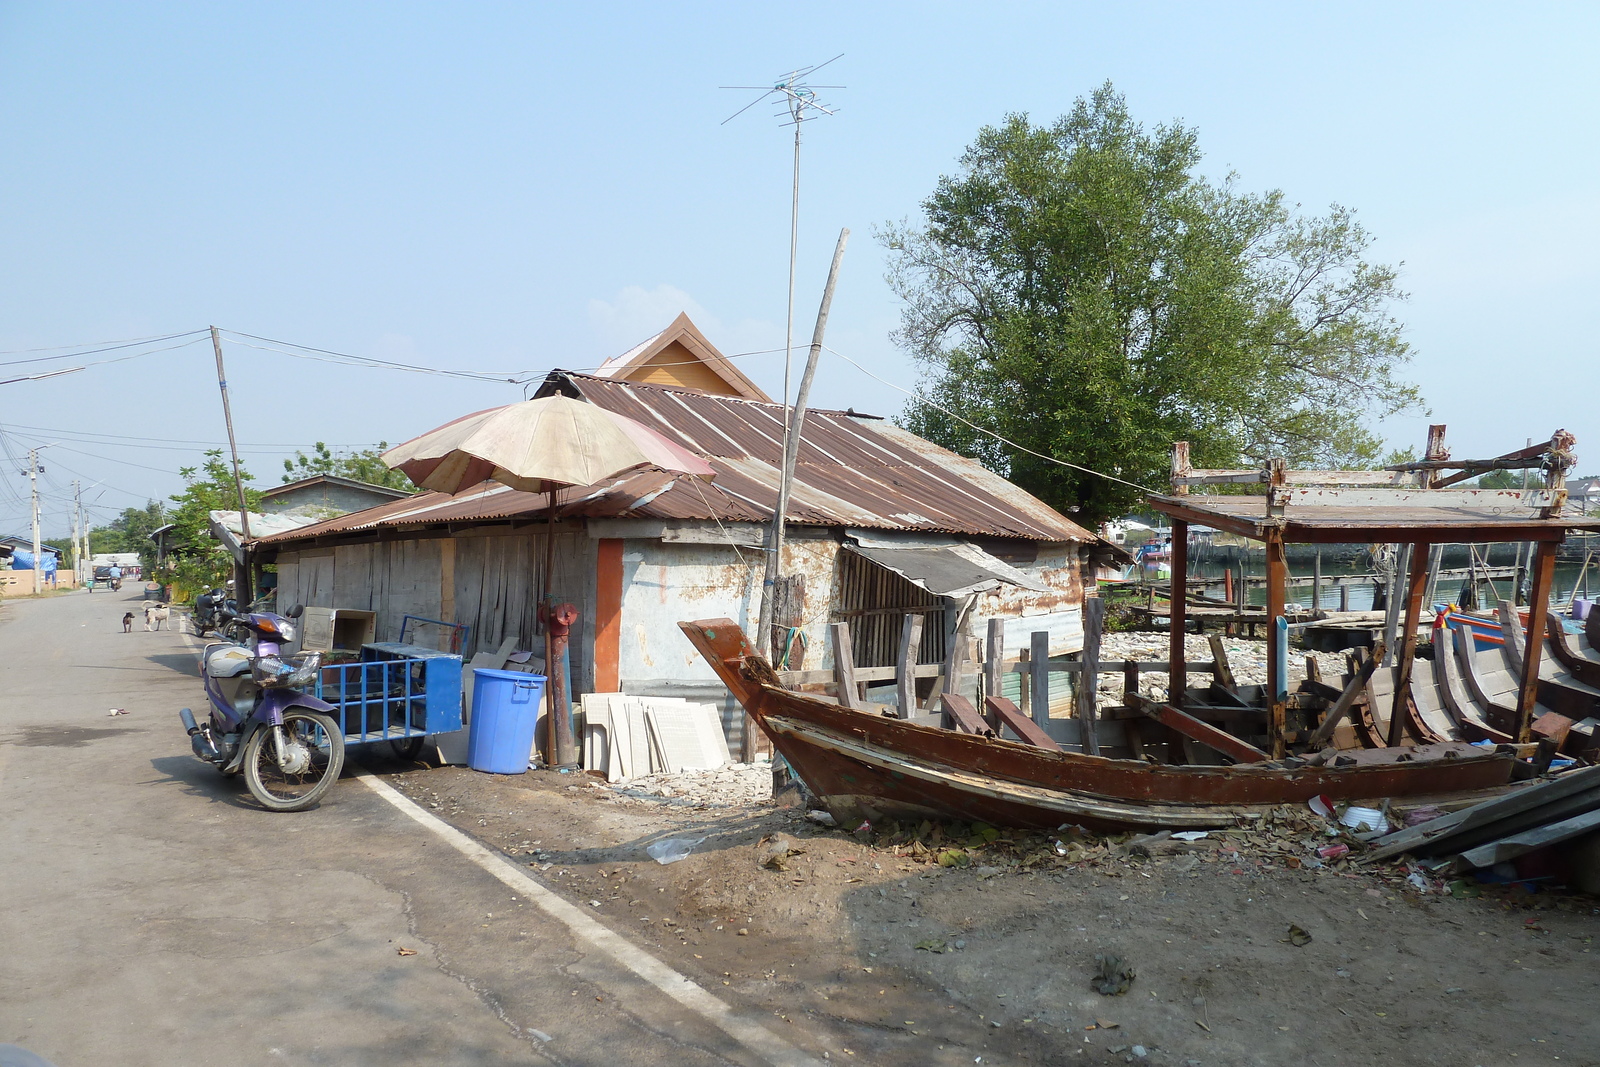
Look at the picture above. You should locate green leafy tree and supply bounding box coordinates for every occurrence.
[283,441,414,491]
[883,83,1422,523]
[161,450,262,598]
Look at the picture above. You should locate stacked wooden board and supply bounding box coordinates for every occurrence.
[579,693,731,783]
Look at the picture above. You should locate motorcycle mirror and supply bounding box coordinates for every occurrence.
[286,604,304,619]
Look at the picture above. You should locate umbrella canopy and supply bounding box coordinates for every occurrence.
[382,394,714,495]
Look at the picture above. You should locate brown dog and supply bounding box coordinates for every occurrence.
[122,612,134,633]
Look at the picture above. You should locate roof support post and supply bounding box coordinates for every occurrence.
[1388,540,1431,747]
[1264,529,1287,758]
[1168,520,1189,704]
[1515,540,1559,743]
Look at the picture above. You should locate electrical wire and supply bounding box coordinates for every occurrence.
[219,330,531,383]
[0,329,210,366]
[821,344,1160,496]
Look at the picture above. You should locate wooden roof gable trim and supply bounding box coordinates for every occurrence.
[596,312,773,402]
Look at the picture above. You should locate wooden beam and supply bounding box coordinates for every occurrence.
[1030,630,1050,730]
[1305,642,1387,748]
[829,622,863,710]
[1206,633,1236,693]
[1170,520,1189,701]
[984,695,1062,751]
[895,613,923,720]
[1264,529,1288,758]
[940,693,994,737]
[1515,541,1560,742]
[1388,542,1430,747]
[1131,696,1271,764]
[1078,597,1104,756]
[984,617,1004,710]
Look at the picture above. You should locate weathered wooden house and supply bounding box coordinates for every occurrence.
[254,319,1114,747]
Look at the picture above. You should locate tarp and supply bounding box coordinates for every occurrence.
[844,529,1051,598]
[10,550,57,573]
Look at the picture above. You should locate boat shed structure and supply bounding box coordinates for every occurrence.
[254,366,1118,751]
[1153,428,1600,757]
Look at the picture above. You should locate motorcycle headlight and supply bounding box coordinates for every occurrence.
[279,620,296,643]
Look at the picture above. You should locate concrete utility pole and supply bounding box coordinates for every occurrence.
[71,479,82,583]
[28,448,41,595]
[209,326,250,542]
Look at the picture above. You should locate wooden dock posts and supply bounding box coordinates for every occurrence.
[777,598,1225,757]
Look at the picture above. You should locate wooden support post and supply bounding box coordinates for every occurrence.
[1223,567,1233,608]
[829,622,863,710]
[1030,630,1050,729]
[895,613,923,720]
[1424,544,1444,610]
[1207,633,1236,694]
[1077,597,1104,756]
[939,693,993,736]
[1312,550,1323,611]
[1515,541,1560,743]
[1339,580,1350,613]
[1306,643,1387,748]
[1381,544,1407,663]
[1264,530,1288,758]
[1388,541,1431,746]
[1169,519,1189,701]
[985,617,1004,707]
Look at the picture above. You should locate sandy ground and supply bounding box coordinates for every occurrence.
[385,756,1600,1067]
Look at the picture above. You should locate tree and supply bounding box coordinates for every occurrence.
[283,441,414,491]
[882,83,1422,524]
[161,450,263,598]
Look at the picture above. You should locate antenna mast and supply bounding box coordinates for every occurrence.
[722,55,844,663]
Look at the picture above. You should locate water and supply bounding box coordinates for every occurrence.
[1166,560,1597,612]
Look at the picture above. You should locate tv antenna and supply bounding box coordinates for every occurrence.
[721,55,844,421]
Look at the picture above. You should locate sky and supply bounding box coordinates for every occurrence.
[1,2,1597,538]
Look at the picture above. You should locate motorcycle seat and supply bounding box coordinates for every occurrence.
[204,645,253,679]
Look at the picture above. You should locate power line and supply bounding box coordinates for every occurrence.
[0,329,210,366]
[821,344,1159,496]
[219,330,532,383]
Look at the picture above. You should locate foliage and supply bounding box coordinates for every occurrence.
[283,441,414,491]
[161,450,262,599]
[882,83,1422,524]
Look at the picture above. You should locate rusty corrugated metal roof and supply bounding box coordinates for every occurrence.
[258,371,1095,546]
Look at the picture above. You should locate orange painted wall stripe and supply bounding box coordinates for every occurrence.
[594,538,623,692]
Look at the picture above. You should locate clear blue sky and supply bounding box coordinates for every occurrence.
[2,2,1596,537]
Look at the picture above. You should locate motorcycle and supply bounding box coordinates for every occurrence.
[193,587,241,639]
[178,604,346,811]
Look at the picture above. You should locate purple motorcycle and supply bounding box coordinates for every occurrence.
[179,604,346,811]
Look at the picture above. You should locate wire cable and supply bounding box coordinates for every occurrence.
[821,344,1159,496]
[0,329,210,367]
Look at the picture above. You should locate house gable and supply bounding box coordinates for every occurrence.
[594,312,771,401]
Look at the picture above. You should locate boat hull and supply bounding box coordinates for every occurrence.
[680,619,1517,833]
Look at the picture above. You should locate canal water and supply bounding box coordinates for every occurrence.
[1139,560,1599,612]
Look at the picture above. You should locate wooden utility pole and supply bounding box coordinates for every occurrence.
[209,326,250,542]
[757,228,849,650]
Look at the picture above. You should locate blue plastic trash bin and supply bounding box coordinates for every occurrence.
[467,669,547,774]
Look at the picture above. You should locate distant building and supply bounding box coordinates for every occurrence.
[259,475,415,520]
[1567,477,1600,516]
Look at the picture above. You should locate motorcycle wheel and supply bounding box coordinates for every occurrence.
[220,620,251,645]
[242,710,346,812]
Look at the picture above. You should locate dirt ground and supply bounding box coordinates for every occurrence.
[385,759,1600,1067]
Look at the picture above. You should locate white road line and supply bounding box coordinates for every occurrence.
[355,770,824,1067]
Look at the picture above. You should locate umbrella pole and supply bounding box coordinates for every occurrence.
[544,505,579,770]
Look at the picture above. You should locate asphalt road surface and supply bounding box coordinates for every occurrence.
[0,590,821,1067]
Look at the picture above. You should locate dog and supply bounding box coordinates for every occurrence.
[122,612,134,633]
[152,603,170,631]
[143,603,156,631]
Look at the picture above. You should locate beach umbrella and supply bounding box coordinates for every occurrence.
[381,394,712,495]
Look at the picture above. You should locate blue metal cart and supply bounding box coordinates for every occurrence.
[311,641,463,747]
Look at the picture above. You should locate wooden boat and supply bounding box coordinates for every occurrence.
[681,619,1517,833]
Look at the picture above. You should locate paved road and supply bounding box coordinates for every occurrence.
[0,590,817,1067]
